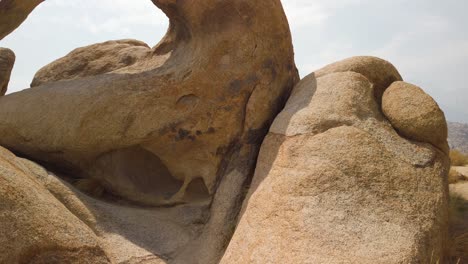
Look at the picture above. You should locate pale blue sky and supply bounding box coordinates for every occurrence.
[2,0,467,122]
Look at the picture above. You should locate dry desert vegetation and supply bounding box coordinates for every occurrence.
[449,187,468,263]
[448,151,468,263]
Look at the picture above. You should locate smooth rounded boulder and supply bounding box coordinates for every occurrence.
[31,39,152,87]
[315,56,402,102]
[382,81,449,154]
[0,48,15,96]
[222,57,450,264]
[0,146,110,264]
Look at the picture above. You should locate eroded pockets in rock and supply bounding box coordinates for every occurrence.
[85,146,210,206]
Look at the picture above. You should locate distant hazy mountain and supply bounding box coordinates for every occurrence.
[448,122,468,154]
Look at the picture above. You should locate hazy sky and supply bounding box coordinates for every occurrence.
[1,0,467,122]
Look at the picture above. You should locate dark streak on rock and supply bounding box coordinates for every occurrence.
[157,122,182,136]
[229,79,243,94]
[207,127,216,134]
[263,58,277,80]
[176,129,191,141]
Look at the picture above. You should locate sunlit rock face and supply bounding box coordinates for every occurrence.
[0,146,110,264]
[0,0,43,40]
[382,81,450,154]
[1,1,450,263]
[222,57,450,264]
[0,0,299,206]
[30,39,152,87]
[0,0,298,263]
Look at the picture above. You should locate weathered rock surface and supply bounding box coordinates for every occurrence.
[383,81,449,154]
[0,0,43,40]
[0,146,110,264]
[0,0,298,207]
[31,39,152,87]
[0,0,298,263]
[19,156,211,264]
[222,57,450,264]
[315,56,403,102]
[0,48,15,96]
[1,145,212,263]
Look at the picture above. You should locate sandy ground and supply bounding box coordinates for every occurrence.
[453,166,468,178]
[451,181,468,199]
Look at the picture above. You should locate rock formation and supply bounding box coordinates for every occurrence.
[0,0,298,263]
[315,56,402,103]
[0,0,451,263]
[0,48,15,96]
[382,81,449,154]
[0,147,110,264]
[222,57,450,264]
[1,147,215,263]
[31,39,152,87]
[0,0,298,207]
[0,0,43,40]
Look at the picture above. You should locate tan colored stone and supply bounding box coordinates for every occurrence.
[0,48,15,96]
[0,1,298,263]
[0,0,43,40]
[0,146,110,263]
[0,0,298,208]
[31,39,152,87]
[17,154,210,264]
[222,59,450,263]
[315,56,403,101]
[382,81,449,154]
